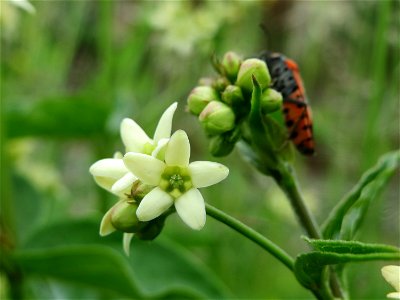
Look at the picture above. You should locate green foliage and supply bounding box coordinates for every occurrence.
[294,238,400,292]
[6,96,110,138]
[14,246,141,298]
[16,219,230,299]
[322,150,399,240]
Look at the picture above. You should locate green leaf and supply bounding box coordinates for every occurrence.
[6,96,111,138]
[322,150,399,239]
[14,246,141,298]
[294,238,400,291]
[20,219,230,298]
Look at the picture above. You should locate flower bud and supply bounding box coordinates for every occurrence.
[236,58,271,94]
[209,128,241,157]
[199,101,235,135]
[222,85,245,106]
[261,88,283,114]
[187,86,219,115]
[221,51,242,82]
[110,200,141,233]
[213,77,230,93]
[136,217,165,241]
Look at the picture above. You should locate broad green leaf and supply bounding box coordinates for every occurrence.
[322,150,399,239]
[14,246,141,298]
[294,238,400,291]
[21,219,230,298]
[6,96,110,138]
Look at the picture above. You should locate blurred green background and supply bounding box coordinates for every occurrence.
[1,1,399,299]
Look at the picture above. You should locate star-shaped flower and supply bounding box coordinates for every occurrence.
[89,102,177,196]
[382,265,400,299]
[123,130,229,230]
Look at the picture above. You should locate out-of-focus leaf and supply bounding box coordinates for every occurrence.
[14,246,141,298]
[322,150,399,239]
[21,219,231,299]
[6,96,111,138]
[294,238,400,291]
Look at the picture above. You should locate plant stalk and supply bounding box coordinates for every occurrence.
[205,203,294,272]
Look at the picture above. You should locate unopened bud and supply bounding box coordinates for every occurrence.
[110,200,141,233]
[213,77,230,93]
[261,88,283,113]
[209,128,241,157]
[187,86,219,115]
[222,85,245,106]
[136,217,165,241]
[221,51,242,82]
[199,101,235,135]
[236,58,271,94]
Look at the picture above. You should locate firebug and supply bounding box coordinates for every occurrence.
[259,51,315,155]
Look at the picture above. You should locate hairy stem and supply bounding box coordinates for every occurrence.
[205,203,294,272]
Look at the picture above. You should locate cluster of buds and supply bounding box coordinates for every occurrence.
[187,51,283,156]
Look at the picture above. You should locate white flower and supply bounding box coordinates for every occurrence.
[382,265,400,299]
[123,130,229,230]
[89,102,177,196]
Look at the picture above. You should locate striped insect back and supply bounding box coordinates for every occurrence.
[259,51,315,155]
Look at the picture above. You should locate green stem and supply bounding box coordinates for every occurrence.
[275,167,343,299]
[205,203,294,272]
[276,166,321,239]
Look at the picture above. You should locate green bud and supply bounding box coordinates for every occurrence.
[222,85,245,106]
[236,58,271,94]
[187,86,219,115]
[261,88,283,113]
[110,200,141,233]
[213,76,230,93]
[130,180,153,202]
[136,217,165,241]
[209,128,241,157]
[199,101,236,135]
[221,51,242,82]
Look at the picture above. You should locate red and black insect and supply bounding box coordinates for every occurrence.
[259,51,315,155]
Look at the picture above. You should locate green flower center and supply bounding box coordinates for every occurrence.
[160,166,193,199]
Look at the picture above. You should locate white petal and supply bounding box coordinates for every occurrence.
[153,102,178,143]
[387,292,400,299]
[189,161,229,188]
[123,153,165,185]
[111,173,137,194]
[99,205,117,236]
[120,118,151,153]
[123,233,135,256]
[382,266,400,292]
[92,176,116,193]
[136,187,174,221]
[89,158,128,179]
[151,138,169,159]
[9,0,36,14]
[165,130,190,167]
[174,188,205,230]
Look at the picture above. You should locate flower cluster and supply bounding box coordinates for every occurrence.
[186,51,283,157]
[89,103,229,254]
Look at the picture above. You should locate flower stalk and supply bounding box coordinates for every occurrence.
[205,203,295,272]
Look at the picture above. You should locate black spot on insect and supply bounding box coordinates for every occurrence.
[290,131,298,139]
[297,102,304,108]
[302,125,311,130]
[286,120,294,127]
[283,108,289,114]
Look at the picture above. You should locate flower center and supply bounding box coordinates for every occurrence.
[160,166,193,199]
